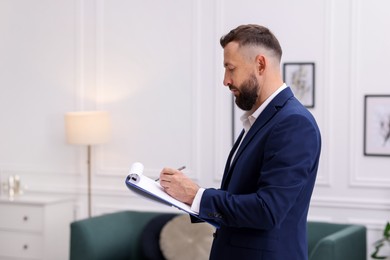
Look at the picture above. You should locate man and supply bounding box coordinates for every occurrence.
[159,24,321,260]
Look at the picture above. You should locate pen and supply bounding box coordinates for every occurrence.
[155,166,186,182]
[177,166,186,171]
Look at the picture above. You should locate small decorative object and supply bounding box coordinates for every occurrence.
[364,95,390,156]
[159,215,214,260]
[371,222,390,259]
[283,62,315,108]
[1,175,24,199]
[8,175,15,197]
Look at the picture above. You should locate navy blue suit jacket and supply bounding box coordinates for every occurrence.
[199,87,321,260]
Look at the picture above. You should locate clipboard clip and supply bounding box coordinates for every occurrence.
[127,173,140,183]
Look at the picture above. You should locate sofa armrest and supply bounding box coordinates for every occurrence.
[70,211,162,260]
[309,225,366,260]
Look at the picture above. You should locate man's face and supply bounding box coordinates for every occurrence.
[223,42,260,111]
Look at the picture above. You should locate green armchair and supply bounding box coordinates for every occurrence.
[70,211,367,260]
[307,221,367,260]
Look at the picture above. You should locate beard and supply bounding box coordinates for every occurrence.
[230,74,259,111]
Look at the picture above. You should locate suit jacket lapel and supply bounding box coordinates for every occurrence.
[221,87,294,190]
[221,129,245,189]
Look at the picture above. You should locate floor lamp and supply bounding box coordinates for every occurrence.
[64,111,111,218]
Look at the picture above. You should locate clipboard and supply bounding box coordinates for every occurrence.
[125,163,219,228]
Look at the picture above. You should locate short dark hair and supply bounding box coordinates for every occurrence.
[220,24,282,61]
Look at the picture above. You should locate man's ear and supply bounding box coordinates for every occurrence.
[256,55,266,74]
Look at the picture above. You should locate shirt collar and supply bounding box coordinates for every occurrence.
[240,83,287,131]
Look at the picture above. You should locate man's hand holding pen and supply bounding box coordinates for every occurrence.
[159,166,199,205]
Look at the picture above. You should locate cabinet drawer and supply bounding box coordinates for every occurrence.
[0,231,43,259]
[0,204,43,232]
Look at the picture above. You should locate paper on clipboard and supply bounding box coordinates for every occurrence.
[125,163,197,215]
[125,162,220,228]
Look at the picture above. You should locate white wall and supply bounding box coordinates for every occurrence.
[0,0,389,258]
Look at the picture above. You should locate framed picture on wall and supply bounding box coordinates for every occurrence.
[283,62,315,108]
[364,95,390,156]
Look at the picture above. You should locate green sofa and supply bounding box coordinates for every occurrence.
[70,211,367,260]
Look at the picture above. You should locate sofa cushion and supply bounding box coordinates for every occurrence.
[159,214,214,260]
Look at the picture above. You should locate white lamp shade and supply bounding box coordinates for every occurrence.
[65,111,111,145]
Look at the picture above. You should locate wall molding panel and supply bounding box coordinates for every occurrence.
[213,0,232,182]
[315,0,333,188]
[312,196,390,211]
[348,0,390,188]
[0,0,84,178]
[93,0,203,183]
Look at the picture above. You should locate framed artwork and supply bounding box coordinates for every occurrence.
[283,62,315,108]
[364,95,390,156]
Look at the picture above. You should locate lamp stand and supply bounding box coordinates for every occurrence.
[87,145,92,218]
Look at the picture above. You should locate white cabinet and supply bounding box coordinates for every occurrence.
[0,196,74,260]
